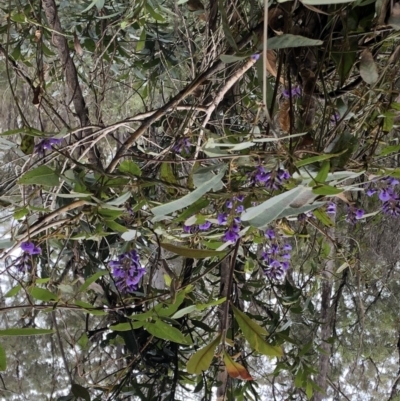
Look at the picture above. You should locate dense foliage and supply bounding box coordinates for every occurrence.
[2,0,400,400]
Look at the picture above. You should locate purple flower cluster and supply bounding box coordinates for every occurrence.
[109,250,145,293]
[262,229,292,279]
[15,242,41,272]
[366,177,400,217]
[217,195,246,243]
[35,138,62,154]
[183,221,212,233]
[251,167,290,190]
[172,137,191,154]
[326,202,336,215]
[282,86,301,99]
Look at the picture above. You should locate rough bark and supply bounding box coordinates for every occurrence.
[41,0,101,166]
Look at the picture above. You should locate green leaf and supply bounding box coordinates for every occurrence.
[312,184,342,195]
[144,319,190,345]
[78,271,107,292]
[186,334,222,374]
[20,134,35,155]
[196,297,227,310]
[109,322,144,331]
[306,381,313,399]
[314,161,330,183]
[71,383,90,401]
[231,305,283,357]
[118,160,142,176]
[151,166,226,218]
[220,54,247,63]
[241,186,312,228]
[161,243,227,258]
[313,209,334,227]
[379,144,400,157]
[267,34,322,50]
[295,152,345,167]
[0,328,54,336]
[145,4,165,21]
[29,287,58,301]
[18,166,59,186]
[137,28,146,52]
[14,207,29,220]
[4,285,21,297]
[105,220,128,233]
[171,305,197,319]
[0,344,5,371]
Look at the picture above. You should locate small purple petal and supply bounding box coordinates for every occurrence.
[199,221,212,231]
[217,213,228,225]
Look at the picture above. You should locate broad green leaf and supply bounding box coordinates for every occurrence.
[312,184,342,196]
[144,319,190,344]
[18,166,59,186]
[196,297,227,310]
[14,207,29,220]
[119,160,142,176]
[105,220,128,233]
[78,271,107,292]
[275,201,326,220]
[231,305,283,357]
[81,0,99,13]
[241,186,311,228]
[151,166,226,218]
[223,351,253,380]
[0,328,54,336]
[29,287,58,301]
[174,198,209,223]
[105,192,131,206]
[109,322,144,331]
[171,305,197,319]
[186,334,222,374]
[145,4,165,21]
[0,344,6,371]
[4,285,21,297]
[0,239,15,250]
[379,144,400,157]
[267,34,322,50]
[306,381,313,399]
[71,383,90,401]
[161,243,227,258]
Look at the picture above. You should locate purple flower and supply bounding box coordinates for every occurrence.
[251,53,260,61]
[172,137,191,154]
[254,167,290,190]
[265,229,275,240]
[199,221,212,231]
[217,213,228,225]
[366,188,376,197]
[282,86,301,99]
[235,195,245,202]
[109,250,145,293]
[326,202,336,215]
[236,205,244,213]
[346,206,365,224]
[283,243,292,251]
[330,112,340,124]
[379,189,393,202]
[264,260,285,280]
[226,200,233,209]
[35,138,62,154]
[21,242,41,255]
[222,228,240,243]
[382,194,400,216]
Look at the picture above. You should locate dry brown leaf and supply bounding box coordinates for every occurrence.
[74,31,83,56]
[359,48,379,85]
[278,100,291,132]
[34,29,41,43]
